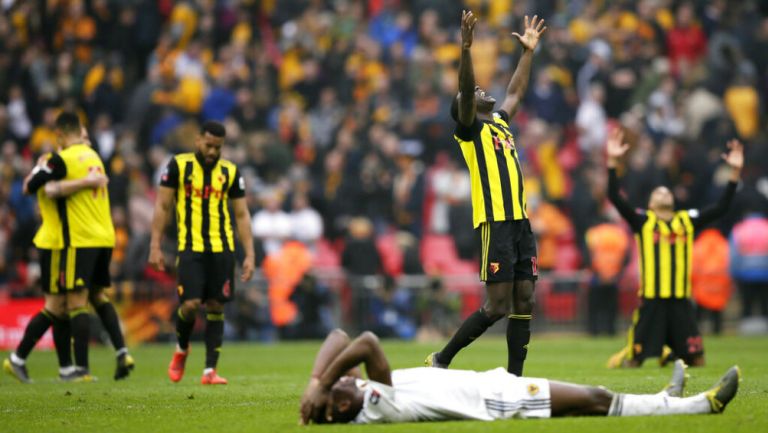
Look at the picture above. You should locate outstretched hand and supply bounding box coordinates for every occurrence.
[460,10,477,49]
[512,15,547,51]
[606,128,630,167]
[721,139,744,171]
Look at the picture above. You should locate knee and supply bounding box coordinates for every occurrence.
[587,386,614,414]
[181,299,201,313]
[89,290,109,307]
[45,296,68,317]
[513,283,536,315]
[205,299,223,313]
[481,299,509,321]
[66,291,89,310]
[514,297,535,315]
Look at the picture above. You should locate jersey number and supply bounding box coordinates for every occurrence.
[88,166,107,198]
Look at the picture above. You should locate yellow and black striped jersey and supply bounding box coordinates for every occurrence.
[454,111,527,228]
[26,146,115,248]
[159,153,245,253]
[26,153,65,250]
[607,168,737,299]
[58,143,115,247]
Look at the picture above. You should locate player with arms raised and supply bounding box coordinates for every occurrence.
[426,11,545,376]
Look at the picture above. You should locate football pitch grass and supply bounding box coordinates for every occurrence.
[2,334,767,433]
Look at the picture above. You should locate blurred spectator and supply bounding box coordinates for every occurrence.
[262,240,313,337]
[415,277,461,340]
[342,217,382,276]
[730,211,768,322]
[585,221,630,335]
[368,275,416,339]
[251,190,292,256]
[429,155,470,235]
[576,39,611,100]
[576,83,607,154]
[666,2,707,78]
[724,75,761,140]
[287,273,334,340]
[392,141,425,238]
[692,228,732,335]
[290,193,323,249]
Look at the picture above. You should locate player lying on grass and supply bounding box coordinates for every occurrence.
[299,329,740,424]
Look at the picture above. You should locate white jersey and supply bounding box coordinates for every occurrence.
[352,367,551,424]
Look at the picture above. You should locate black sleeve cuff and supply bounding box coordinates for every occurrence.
[228,167,246,198]
[159,158,180,188]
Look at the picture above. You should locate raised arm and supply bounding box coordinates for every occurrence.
[148,185,176,272]
[457,10,478,127]
[606,128,645,231]
[499,15,547,118]
[231,197,255,282]
[691,139,742,229]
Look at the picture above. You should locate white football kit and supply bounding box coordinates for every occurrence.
[352,367,551,424]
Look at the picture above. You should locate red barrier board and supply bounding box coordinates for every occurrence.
[0,298,54,350]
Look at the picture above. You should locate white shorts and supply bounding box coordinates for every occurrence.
[476,367,552,419]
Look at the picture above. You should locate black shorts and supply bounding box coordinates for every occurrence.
[478,219,538,283]
[39,248,63,294]
[176,251,235,303]
[40,247,112,293]
[628,298,704,363]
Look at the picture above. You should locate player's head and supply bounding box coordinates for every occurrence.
[325,376,364,424]
[450,86,496,121]
[55,111,82,144]
[473,86,496,113]
[648,186,674,212]
[195,120,226,167]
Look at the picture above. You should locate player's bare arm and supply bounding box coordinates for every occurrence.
[44,171,108,199]
[304,332,392,423]
[722,139,743,182]
[231,197,256,282]
[499,15,547,118]
[299,329,361,425]
[688,138,744,228]
[606,128,631,169]
[457,10,478,126]
[149,185,176,272]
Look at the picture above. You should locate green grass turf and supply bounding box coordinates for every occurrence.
[2,334,767,433]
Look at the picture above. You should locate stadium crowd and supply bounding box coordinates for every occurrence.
[1,0,768,339]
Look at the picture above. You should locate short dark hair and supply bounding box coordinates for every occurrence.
[201,120,226,138]
[55,111,81,134]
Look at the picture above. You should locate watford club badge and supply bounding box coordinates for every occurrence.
[177,285,184,296]
[527,383,539,396]
[222,280,231,297]
[489,262,500,274]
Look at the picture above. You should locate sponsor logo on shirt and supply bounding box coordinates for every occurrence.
[370,390,381,405]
